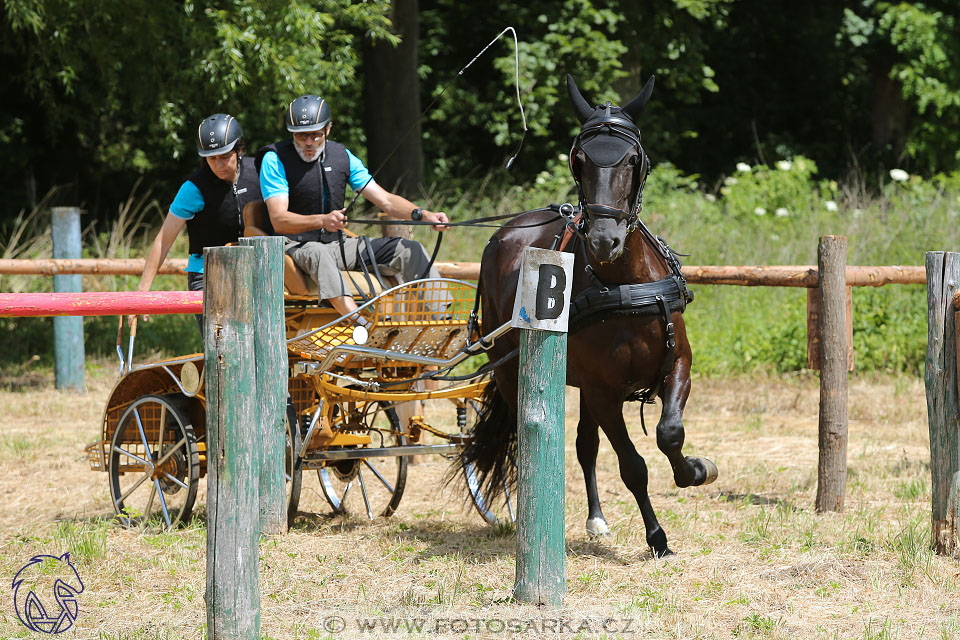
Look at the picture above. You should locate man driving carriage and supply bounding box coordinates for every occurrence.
[255,94,449,321]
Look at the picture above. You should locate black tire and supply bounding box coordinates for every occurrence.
[109,395,200,529]
[285,399,303,526]
[460,399,517,526]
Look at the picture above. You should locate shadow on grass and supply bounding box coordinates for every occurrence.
[718,491,795,509]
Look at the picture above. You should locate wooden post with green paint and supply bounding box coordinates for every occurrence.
[924,251,960,557]
[240,236,288,536]
[51,206,85,391]
[203,245,261,639]
[511,247,574,606]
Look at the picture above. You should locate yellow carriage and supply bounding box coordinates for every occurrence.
[86,263,515,529]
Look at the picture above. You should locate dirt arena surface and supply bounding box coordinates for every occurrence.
[0,365,957,639]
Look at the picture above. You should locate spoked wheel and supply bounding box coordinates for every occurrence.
[285,400,303,526]
[318,401,408,519]
[460,399,518,526]
[109,395,199,529]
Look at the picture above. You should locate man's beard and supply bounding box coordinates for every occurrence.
[294,141,324,163]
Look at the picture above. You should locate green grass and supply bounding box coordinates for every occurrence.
[54,520,108,562]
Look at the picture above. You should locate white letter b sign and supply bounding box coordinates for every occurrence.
[510,247,574,332]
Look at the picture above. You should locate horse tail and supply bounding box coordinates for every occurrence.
[458,377,518,503]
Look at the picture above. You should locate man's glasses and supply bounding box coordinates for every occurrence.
[293,131,326,143]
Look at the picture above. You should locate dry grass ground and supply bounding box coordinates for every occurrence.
[0,365,957,639]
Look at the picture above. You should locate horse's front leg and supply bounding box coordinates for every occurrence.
[582,392,672,557]
[656,334,718,489]
[576,397,609,537]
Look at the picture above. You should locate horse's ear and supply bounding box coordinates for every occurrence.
[623,75,655,122]
[567,75,593,124]
[60,552,71,562]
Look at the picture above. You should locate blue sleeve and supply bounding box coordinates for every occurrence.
[169,181,204,220]
[346,149,375,192]
[259,151,289,200]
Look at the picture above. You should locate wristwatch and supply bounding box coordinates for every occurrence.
[411,207,423,222]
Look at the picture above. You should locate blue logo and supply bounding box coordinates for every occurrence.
[12,553,84,634]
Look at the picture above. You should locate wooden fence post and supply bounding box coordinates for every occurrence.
[511,247,573,606]
[204,246,260,639]
[240,236,288,536]
[51,207,85,391]
[924,251,960,556]
[815,235,849,513]
[806,286,854,371]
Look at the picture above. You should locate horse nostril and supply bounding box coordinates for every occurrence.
[611,237,621,250]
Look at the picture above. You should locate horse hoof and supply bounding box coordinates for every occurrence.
[646,525,670,557]
[586,517,611,537]
[651,546,675,559]
[698,457,719,485]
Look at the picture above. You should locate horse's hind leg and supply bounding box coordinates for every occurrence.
[585,394,672,557]
[657,358,718,489]
[576,399,609,537]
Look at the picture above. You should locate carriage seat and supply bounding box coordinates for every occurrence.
[242,201,392,298]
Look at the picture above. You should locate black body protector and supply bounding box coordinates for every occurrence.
[560,100,693,419]
[184,156,261,256]
[254,139,350,245]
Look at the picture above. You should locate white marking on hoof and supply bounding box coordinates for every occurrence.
[586,517,610,537]
[700,457,719,485]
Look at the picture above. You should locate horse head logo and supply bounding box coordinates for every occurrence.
[12,553,85,634]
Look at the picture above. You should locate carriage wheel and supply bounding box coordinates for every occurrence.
[109,395,199,529]
[285,400,303,525]
[317,402,408,519]
[460,399,518,526]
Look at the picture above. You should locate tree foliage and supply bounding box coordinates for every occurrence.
[1,0,394,216]
[2,0,960,224]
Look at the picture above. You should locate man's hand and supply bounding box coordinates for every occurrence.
[422,210,450,232]
[324,209,348,232]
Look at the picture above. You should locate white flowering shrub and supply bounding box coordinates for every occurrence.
[718,156,835,219]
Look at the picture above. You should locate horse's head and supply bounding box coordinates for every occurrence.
[567,75,654,263]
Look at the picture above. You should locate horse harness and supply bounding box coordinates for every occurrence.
[545,208,692,430]
[554,104,693,428]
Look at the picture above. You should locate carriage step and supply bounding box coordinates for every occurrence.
[84,440,108,472]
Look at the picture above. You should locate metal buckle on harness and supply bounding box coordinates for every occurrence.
[656,295,676,349]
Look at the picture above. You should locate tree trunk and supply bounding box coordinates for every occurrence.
[363,0,423,221]
[870,64,908,161]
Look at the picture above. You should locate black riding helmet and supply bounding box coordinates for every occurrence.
[196,114,242,157]
[286,95,331,132]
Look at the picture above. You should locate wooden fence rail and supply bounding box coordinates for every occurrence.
[0,259,926,286]
[0,291,203,317]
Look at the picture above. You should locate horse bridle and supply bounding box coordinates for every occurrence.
[568,114,650,234]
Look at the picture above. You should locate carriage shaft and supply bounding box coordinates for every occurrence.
[302,443,460,464]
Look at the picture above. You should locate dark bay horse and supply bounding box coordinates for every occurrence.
[464,75,717,557]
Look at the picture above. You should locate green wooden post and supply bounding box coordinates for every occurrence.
[240,236,288,535]
[924,251,960,556]
[204,246,261,639]
[51,206,85,391]
[511,247,573,606]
